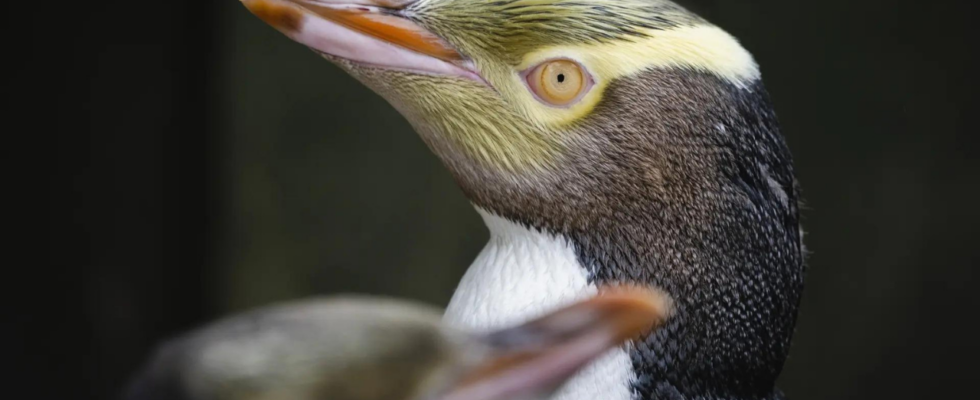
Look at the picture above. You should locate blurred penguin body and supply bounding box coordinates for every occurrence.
[127,298,461,400]
[128,290,672,400]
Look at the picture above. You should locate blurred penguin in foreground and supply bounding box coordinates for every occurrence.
[126,287,672,400]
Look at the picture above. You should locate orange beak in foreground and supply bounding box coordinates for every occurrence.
[441,286,674,400]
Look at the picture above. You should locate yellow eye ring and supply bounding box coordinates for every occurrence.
[524,59,593,107]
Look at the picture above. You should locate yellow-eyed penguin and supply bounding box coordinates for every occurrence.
[239,1,805,399]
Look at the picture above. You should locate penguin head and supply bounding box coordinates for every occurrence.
[239,0,763,221]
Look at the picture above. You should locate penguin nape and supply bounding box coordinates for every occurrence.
[126,289,673,400]
[239,1,805,400]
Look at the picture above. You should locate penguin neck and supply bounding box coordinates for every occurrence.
[443,208,636,400]
[438,72,800,400]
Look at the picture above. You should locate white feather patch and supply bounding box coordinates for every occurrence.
[444,208,636,400]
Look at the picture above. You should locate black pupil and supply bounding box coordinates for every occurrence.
[557,74,565,83]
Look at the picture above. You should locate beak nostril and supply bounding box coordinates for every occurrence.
[244,0,306,33]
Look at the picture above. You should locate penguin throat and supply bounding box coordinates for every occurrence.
[443,207,635,400]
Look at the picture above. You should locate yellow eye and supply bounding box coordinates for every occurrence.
[526,59,591,106]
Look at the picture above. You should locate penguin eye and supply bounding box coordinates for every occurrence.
[525,59,592,107]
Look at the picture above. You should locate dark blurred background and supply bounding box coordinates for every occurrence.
[29,0,975,399]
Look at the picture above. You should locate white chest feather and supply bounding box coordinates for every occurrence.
[444,209,636,400]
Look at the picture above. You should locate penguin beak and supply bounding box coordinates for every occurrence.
[441,287,673,400]
[240,0,480,80]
